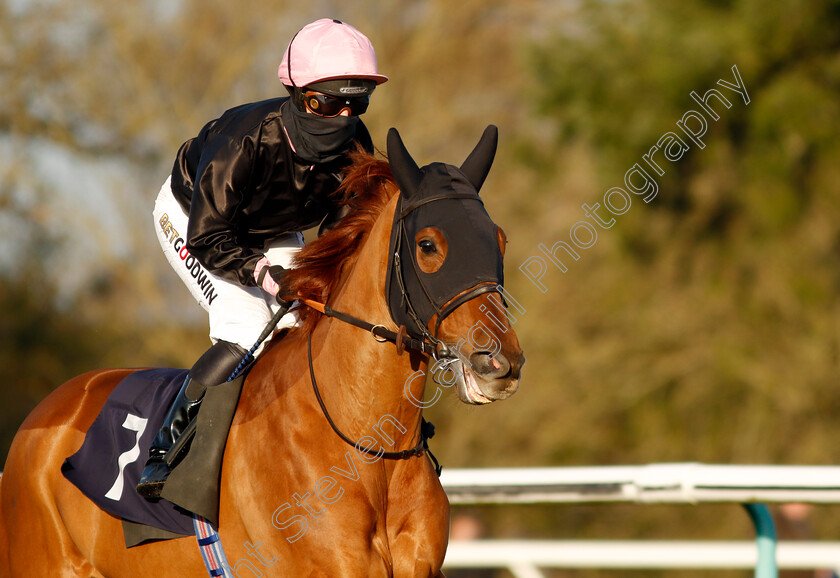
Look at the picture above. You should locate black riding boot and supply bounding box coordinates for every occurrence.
[136,340,247,499]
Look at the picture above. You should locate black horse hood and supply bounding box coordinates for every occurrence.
[385,126,504,339]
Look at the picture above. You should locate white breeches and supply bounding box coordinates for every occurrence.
[153,177,303,354]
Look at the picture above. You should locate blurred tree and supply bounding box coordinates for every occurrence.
[5,0,840,570]
[518,0,840,467]
[403,2,840,566]
[0,173,101,460]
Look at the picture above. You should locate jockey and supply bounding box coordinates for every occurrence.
[137,18,388,499]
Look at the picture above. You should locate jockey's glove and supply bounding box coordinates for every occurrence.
[254,257,291,306]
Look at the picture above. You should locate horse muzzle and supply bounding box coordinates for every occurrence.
[437,348,524,405]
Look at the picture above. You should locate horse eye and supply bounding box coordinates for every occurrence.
[418,239,437,254]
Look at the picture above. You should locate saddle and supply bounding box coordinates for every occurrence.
[61,367,245,547]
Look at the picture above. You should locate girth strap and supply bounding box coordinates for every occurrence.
[193,514,233,577]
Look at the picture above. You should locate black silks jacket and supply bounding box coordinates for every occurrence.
[169,97,373,286]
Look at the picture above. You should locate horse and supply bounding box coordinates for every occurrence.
[0,126,524,577]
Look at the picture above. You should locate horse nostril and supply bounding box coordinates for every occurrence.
[509,353,525,380]
[469,351,511,379]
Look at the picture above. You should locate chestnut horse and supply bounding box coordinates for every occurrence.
[0,126,523,577]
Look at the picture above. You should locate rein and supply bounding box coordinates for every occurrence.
[300,299,437,356]
[301,299,441,474]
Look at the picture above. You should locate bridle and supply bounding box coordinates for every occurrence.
[390,190,503,357]
[298,190,495,474]
[301,289,444,473]
[299,125,503,475]
[305,330,440,474]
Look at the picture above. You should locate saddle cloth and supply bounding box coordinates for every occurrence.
[62,368,197,542]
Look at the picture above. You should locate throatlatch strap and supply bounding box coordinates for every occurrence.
[193,514,233,577]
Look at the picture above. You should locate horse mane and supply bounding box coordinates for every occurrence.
[283,147,398,335]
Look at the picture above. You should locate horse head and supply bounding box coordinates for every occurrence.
[386,126,525,405]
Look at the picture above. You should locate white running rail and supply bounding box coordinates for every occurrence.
[440,463,840,577]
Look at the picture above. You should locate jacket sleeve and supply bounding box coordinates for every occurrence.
[185,132,262,286]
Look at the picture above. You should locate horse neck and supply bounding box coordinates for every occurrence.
[310,193,429,450]
[312,269,427,452]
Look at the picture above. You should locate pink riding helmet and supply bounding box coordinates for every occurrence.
[278,19,388,88]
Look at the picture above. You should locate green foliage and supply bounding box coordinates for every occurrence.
[514,0,840,466]
[427,0,840,560]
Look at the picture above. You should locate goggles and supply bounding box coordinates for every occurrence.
[302,90,370,117]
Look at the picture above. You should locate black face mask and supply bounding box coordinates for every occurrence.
[282,100,359,164]
[385,125,504,340]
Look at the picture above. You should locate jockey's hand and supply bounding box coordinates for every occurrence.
[254,257,290,305]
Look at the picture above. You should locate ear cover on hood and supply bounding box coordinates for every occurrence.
[385,126,504,338]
